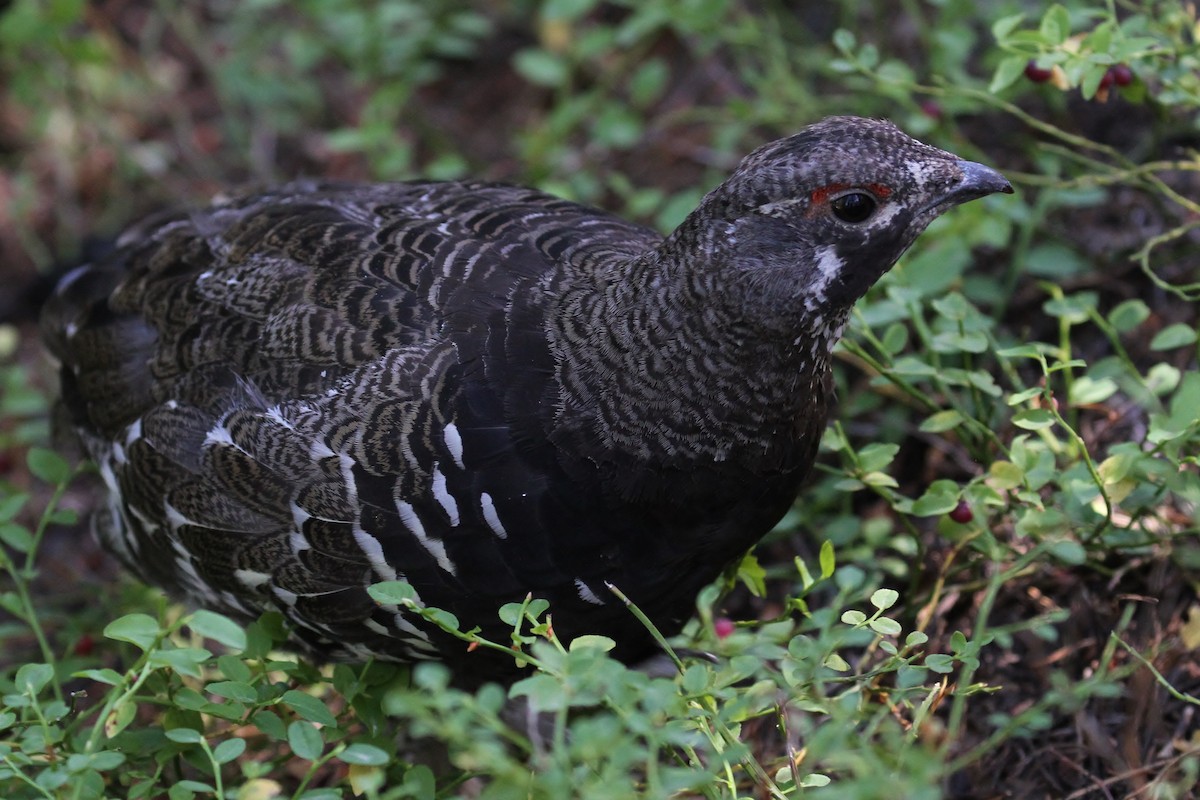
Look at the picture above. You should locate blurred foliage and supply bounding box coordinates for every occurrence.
[1,0,1199,797]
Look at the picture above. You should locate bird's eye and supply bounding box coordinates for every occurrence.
[830,192,877,223]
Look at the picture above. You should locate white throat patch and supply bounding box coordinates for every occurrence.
[807,245,845,309]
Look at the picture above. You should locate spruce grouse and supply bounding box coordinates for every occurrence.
[42,117,1011,681]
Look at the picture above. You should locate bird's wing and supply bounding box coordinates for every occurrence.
[43,180,664,663]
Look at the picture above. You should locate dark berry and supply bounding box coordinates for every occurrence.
[948,501,973,524]
[1109,64,1133,87]
[74,634,95,657]
[1024,60,1054,83]
[714,618,735,639]
[1098,70,1115,91]
[919,100,942,120]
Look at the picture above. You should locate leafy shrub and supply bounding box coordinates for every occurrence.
[2,0,1198,797]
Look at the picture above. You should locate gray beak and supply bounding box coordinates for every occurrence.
[953,160,1014,201]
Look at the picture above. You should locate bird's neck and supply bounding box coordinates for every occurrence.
[543,242,842,476]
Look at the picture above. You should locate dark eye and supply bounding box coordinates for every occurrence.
[830,192,877,223]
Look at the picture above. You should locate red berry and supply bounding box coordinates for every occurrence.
[1024,61,1054,83]
[1098,70,1115,91]
[948,501,973,524]
[714,618,735,639]
[74,634,95,657]
[919,100,942,120]
[1109,64,1133,87]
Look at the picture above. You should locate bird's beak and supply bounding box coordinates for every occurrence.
[951,160,1014,202]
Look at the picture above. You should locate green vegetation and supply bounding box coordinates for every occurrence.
[1,0,1198,797]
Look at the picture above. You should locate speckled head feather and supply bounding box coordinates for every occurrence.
[42,117,1010,683]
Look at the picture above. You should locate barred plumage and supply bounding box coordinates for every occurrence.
[42,117,1011,682]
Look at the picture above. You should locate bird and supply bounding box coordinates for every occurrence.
[42,116,1011,683]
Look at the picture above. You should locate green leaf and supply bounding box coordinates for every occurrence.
[207,681,258,704]
[736,552,767,597]
[1150,323,1198,350]
[890,356,938,376]
[1085,20,1115,54]
[281,690,338,727]
[988,460,1025,489]
[188,610,247,651]
[989,54,1029,93]
[26,447,71,485]
[288,720,325,761]
[512,48,568,87]
[920,409,964,433]
[1007,387,1043,405]
[105,701,136,739]
[932,330,988,353]
[925,654,955,674]
[1098,451,1138,485]
[1047,539,1086,565]
[296,791,342,800]
[991,12,1026,41]
[69,750,126,772]
[857,442,900,472]
[167,784,197,800]
[0,492,28,522]
[629,58,668,107]
[524,598,550,621]
[422,608,460,632]
[542,0,598,21]
[998,344,1055,359]
[1038,4,1071,44]
[841,610,867,626]
[568,635,616,653]
[175,781,214,794]
[911,480,960,516]
[72,668,124,686]
[498,602,523,626]
[832,28,856,54]
[103,614,161,652]
[165,727,204,744]
[1043,291,1097,323]
[1107,299,1150,332]
[862,471,898,488]
[251,709,288,741]
[148,648,211,678]
[1069,377,1118,405]
[931,293,972,321]
[216,654,252,683]
[16,663,53,695]
[0,522,33,553]
[685,662,714,694]
[1012,409,1057,430]
[1027,243,1089,278]
[823,653,850,672]
[869,617,902,636]
[367,580,417,606]
[213,738,247,764]
[870,589,899,611]
[339,743,390,766]
[818,540,835,579]
[881,322,908,354]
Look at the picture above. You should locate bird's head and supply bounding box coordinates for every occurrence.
[669,116,1012,338]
